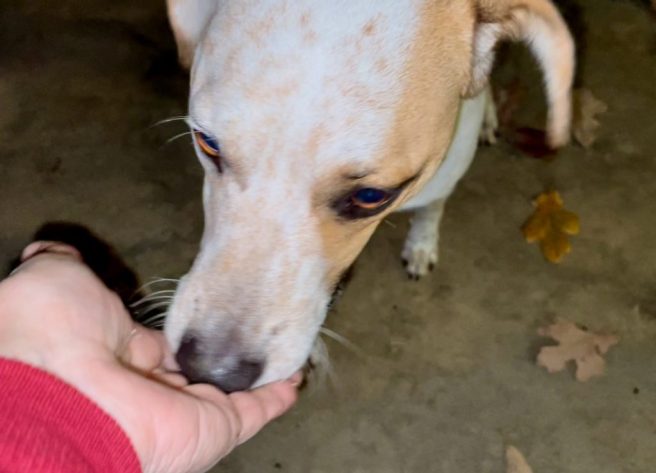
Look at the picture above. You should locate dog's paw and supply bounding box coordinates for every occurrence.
[480,84,499,145]
[479,119,498,145]
[401,238,438,280]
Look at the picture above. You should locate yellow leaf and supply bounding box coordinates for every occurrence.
[540,231,571,263]
[522,191,580,263]
[553,209,580,235]
[522,210,550,243]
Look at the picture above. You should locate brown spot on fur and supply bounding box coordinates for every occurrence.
[362,19,377,36]
[362,18,378,36]
[303,30,317,44]
[375,58,388,73]
[305,125,330,158]
[271,322,289,336]
[247,15,275,46]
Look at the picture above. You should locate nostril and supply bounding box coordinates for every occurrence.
[175,335,205,383]
[200,357,264,394]
[175,334,264,393]
[222,359,264,393]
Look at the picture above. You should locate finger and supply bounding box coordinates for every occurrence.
[122,325,170,372]
[21,241,82,262]
[228,380,298,444]
[185,383,230,405]
[150,370,189,388]
[9,242,83,277]
[288,371,303,387]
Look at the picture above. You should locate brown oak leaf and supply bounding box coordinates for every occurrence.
[506,446,534,473]
[522,191,580,263]
[537,318,619,382]
[573,88,607,149]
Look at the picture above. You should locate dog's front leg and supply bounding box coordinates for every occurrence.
[402,198,446,280]
[479,85,498,145]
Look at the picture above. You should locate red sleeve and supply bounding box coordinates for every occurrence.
[0,358,141,473]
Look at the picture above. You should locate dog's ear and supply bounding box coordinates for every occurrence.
[166,0,217,70]
[464,0,575,148]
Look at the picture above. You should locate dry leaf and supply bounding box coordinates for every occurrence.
[522,191,580,263]
[507,127,557,160]
[572,88,607,148]
[494,81,558,159]
[506,446,534,473]
[537,318,619,382]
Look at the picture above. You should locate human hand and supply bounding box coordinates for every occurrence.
[0,242,299,473]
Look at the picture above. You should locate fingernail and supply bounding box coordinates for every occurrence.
[288,372,303,387]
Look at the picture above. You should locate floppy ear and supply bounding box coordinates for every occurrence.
[166,0,217,70]
[464,0,575,148]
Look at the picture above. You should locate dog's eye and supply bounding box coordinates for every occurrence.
[351,188,391,209]
[194,130,222,172]
[333,187,397,219]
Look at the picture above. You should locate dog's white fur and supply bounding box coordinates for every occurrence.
[164,0,575,388]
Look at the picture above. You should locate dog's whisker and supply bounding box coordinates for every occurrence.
[129,292,175,308]
[383,219,397,229]
[150,115,190,128]
[130,298,174,310]
[319,327,364,356]
[136,311,169,327]
[133,306,171,323]
[139,313,168,326]
[164,130,194,146]
[138,300,173,312]
[133,278,179,296]
[147,277,180,284]
[146,289,177,296]
[137,289,177,298]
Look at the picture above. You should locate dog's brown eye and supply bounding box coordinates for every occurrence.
[194,130,222,172]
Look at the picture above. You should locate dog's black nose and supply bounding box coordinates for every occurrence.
[175,335,264,393]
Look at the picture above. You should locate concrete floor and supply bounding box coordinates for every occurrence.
[1,1,656,472]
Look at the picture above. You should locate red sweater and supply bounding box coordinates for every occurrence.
[0,358,141,473]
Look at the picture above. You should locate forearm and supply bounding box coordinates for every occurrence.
[0,358,141,473]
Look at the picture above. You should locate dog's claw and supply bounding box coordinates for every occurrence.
[401,242,438,280]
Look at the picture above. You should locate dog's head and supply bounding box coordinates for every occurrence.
[164,0,574,391]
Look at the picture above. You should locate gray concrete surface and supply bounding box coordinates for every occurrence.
[1,1,655,472]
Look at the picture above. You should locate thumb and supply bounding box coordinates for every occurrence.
[228,379,300,444]
[121,325,174,373]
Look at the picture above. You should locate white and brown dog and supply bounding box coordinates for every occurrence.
[163,0,575,392]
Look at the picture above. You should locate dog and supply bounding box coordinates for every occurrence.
[163,0,575,393]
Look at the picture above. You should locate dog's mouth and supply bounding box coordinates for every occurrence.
[328,264,355,310]
[298,264,356,388]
